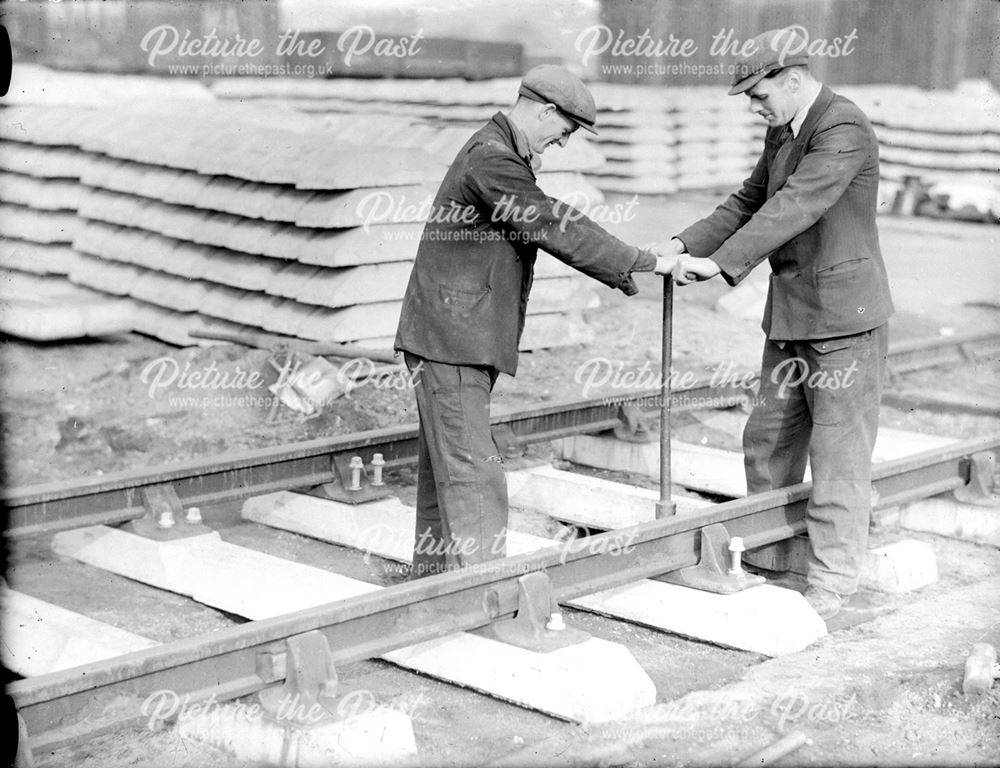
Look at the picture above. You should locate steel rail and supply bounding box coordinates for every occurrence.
[5,331,998,537]
[2,378,749,537]
[10,432,998,751]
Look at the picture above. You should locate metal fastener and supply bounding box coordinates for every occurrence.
[728,536,746,576]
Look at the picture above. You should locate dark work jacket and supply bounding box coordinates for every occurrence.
[394,112,653,376]
[677,86,894,342]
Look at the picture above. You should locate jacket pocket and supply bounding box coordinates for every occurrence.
[439,284,490,312]
[814,257,868,277]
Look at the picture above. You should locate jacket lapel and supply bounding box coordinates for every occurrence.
[768,85,836,191]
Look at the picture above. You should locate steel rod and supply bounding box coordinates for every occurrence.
[657,276,676,517]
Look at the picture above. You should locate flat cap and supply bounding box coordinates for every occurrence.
[728,27,810,95]
[518,64,598,135]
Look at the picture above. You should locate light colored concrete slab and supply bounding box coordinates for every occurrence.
[872,428,956,462]
[553,435,747,496]
[555,428,958,498]
[570,581,826,657]
[244,492,414,562]
[176,703,419,768]
[51,526,379,620]
[897,496,1000,547]
[859,540,939,593]
[247,492,824,656]
[383,633,655,723]
[1,589,159,677]
[506,464,711,529]
[53,523,652,723]
[243,491,550,562]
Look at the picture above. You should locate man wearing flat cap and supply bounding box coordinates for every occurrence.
[395,65,675,579]
[664,28,893,620]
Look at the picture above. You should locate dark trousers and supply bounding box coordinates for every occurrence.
[404,353,508,578]
[743,324,888,596]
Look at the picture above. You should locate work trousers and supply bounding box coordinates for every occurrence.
[404,353,508,578]
[743,324,889,596]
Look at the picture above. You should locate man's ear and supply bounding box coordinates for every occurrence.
[540,103,558,121]
[787,69,801,92]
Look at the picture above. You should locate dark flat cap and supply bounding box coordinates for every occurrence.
[518,64,598,135]
[728,27,810,95]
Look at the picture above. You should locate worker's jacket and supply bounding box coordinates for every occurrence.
[677,86,893,341]
[394,112,652,376]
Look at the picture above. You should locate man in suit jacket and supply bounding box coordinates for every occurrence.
[668,28,893,620]
[395,65,674,579]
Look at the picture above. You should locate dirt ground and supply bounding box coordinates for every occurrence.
[3,200,1000,767]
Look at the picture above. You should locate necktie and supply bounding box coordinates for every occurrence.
[772,124,796,178]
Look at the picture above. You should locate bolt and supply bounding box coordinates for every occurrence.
[546,612,566,632]
[157,509,176,529]
[348,456,364,491]
[728,536,746,576]
[371,453,385,486]
[185,507,202,524]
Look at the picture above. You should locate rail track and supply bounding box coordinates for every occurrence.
[6,330,999,538]
[5,330,1000,763]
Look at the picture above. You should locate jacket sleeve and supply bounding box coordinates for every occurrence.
[698,120,870,286]
[675,150,769,259]
[464,143,654,295]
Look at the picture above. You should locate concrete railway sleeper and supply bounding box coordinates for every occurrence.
[8,431,999,756]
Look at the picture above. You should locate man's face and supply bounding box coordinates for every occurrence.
[530,106,578,155]
[746,70,798,127]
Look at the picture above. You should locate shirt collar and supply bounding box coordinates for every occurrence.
[506,115,534,166]
[789,82,822,138]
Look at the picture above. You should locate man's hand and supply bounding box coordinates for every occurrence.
[673,255,722,285]
[653,253,680,275]
[647,238,687,276]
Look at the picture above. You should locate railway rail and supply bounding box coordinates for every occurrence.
[5,330,999,538]
[5,330,1000,756]
[10,432,1000,752]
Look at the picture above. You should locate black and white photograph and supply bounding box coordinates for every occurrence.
[1,0,998,766]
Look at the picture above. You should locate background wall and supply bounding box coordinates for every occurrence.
[598,0,1000,89]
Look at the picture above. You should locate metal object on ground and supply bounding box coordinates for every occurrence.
[11,434,994,752]
[370,453,386,487]
[613,403,657,443]
[657,277,676,518]
[315,453,395,505]
[126,484,211,541]
[658,523,766,594]
[348,456,364,491]
[734,730,810,767]
[728,536,747,576]
[885,331,1000,379]
[257,631,341,725]
[475,571,589,652]
[881,390,1000,417]
[954,451,1000,506]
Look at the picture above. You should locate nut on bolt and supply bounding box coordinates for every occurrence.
[371,453,385,486]
[348,455,364,491]
[728,536,746,576]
